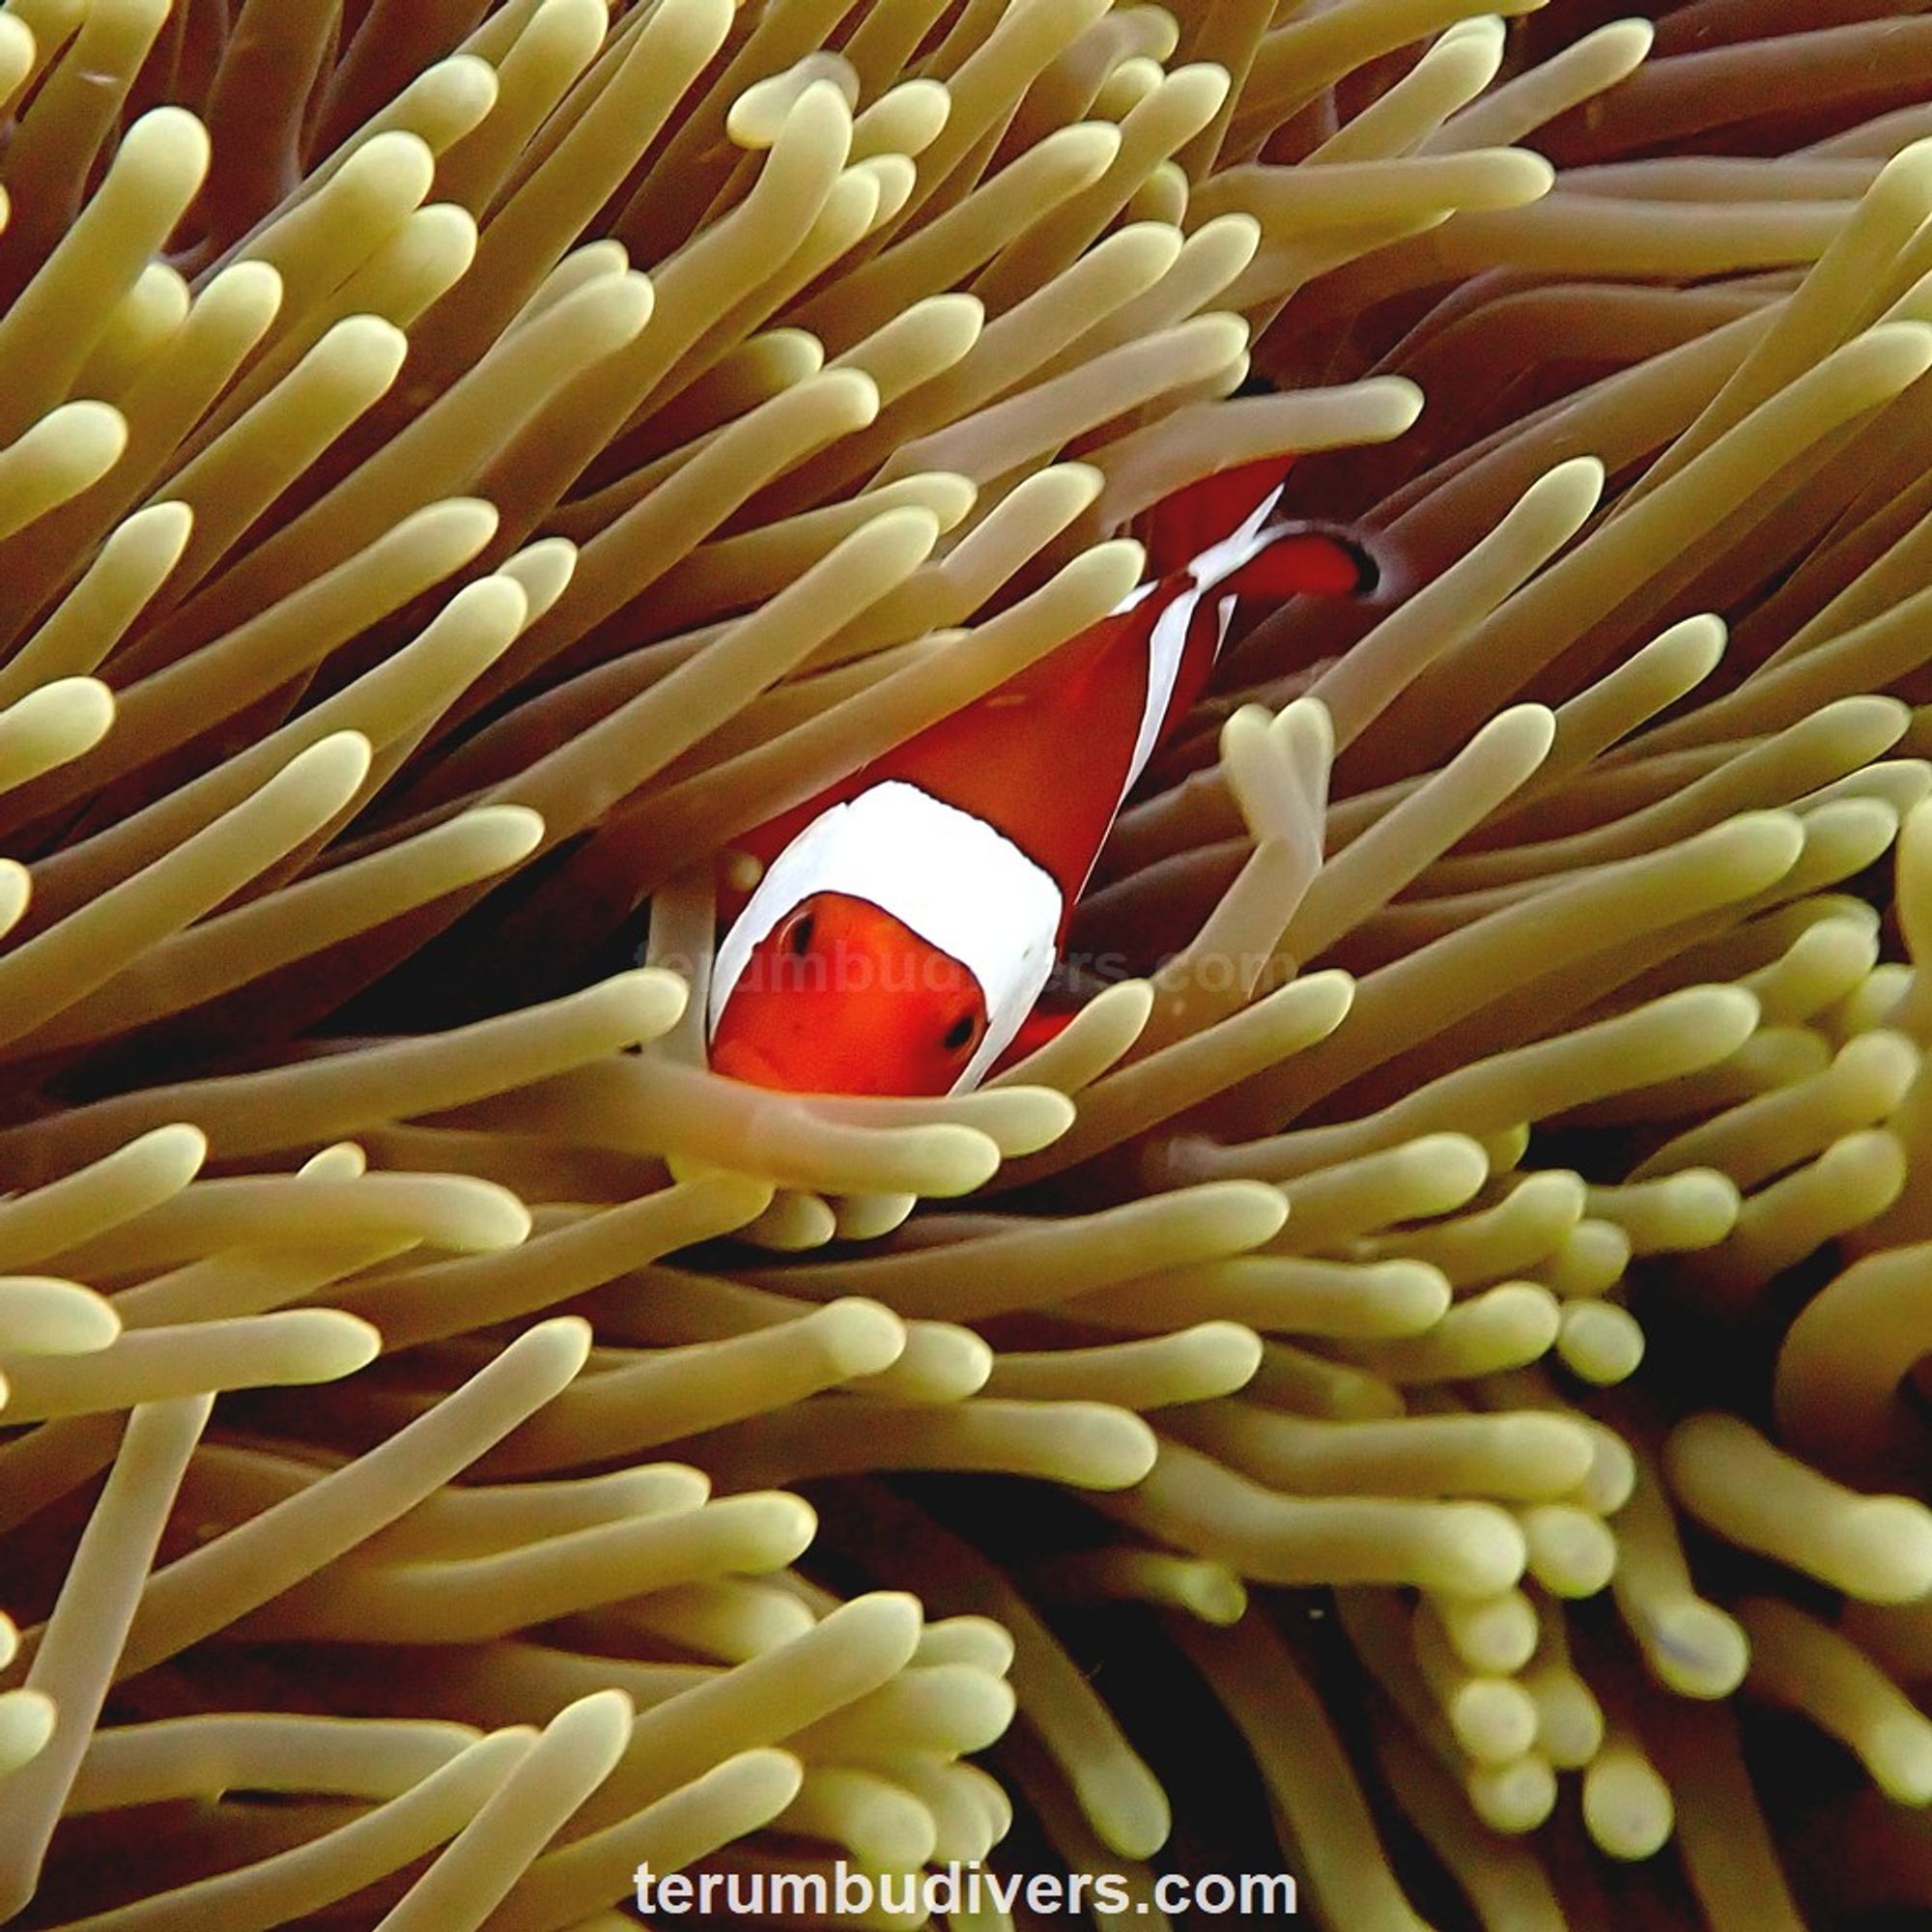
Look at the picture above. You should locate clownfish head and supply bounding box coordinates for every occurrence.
[709,890,991,1096]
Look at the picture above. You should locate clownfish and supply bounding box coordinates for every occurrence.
[707,460,1377,1096]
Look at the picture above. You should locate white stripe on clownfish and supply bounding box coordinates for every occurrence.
[1121,483,1287,805]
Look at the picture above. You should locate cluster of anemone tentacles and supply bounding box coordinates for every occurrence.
[0,0,1931,1925]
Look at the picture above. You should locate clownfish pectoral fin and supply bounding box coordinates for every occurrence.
[988,1002,1077,1076]
[1220,523,1379,602]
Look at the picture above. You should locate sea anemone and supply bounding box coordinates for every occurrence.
[0,0,1929,1925]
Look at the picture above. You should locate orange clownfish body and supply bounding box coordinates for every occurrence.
[708,459,1377,1097]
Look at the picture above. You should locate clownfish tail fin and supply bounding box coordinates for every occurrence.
[1142,456,1295,580]
[1220,520,1380,603]
[1143,463,1382,605]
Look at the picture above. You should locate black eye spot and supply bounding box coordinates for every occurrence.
[943,1013,978,1053]
[785,912,815,957]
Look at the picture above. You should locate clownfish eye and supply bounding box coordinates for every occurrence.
[942,1012,979,1053]
[783,911,815,958]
